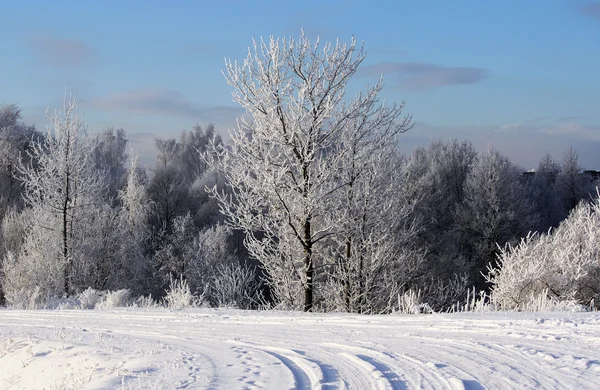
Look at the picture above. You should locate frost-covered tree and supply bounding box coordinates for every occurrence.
[400,140,477,279]
[151,214,255,306]
[527,153,562,232]
[152,213,198,288]
[147,125,231,293]
[208,32,410,311]
[120,152,152,246]
[0,105,42,303]
[0,104,22,129]
[3,93,106,302]
[185,223,258,308]
[93,127,128,203]
[111,151,153,292]
[457,147,538,291]
[179,124,220,184]
[190,168,228,230]
[0,104,41,216]
[555,146,593,218]
[325,108,414,313]
[148,138,189,236]
[537,153,560,185]
[148,124,222,235]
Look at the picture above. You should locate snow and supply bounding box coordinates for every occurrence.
[1,309,599,389]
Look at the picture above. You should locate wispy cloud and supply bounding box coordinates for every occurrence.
[499,123,522,130]
[579,2,600,21]
[357,62,489,91]
[26,35,93,67]
[537,122,600,140]
[90,89,244,121]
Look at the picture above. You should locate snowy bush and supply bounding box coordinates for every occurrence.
[44,295,82,310]
[487,194,600,310]
[0,208,32,257]
[185,224,265,308]
[4,285,44,310]
[163,276,199,309]
[416,273,472,312]
[396,289,422,314]
[519,290,583,312]
[184,223,232,293]
[388,274,477,314]
[96,289,132,310]
[208,262,263,309]
[395,286,495,314]
[77,287,104,309]
[2,246,63,309]
[395,289,433,315]
[447,288,495,313]
[133,294,160,309]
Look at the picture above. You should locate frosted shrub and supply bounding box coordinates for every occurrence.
[133,294,159,309]
[96,289,132,310]
[186,223,237,291]
[77,287,104,309]
[208,262,262,309]
[396,289,421,314]
[488,194,600,310]
[521,289,583,312]
[43,288,104,310]
[45,295,81,310]
[395,289,433,314]
[163,276,199,309]
[185,224,265,308]
[447,288,495,313]
[2,247,62,309]
[1,208,32,255]
[417,273,472,312]
[318,277,346,312]
[5,285,43,310]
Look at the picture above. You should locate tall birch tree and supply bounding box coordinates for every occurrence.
[4,93,105,301]
[208,32,410,311]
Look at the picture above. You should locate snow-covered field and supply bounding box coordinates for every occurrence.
[1,309,599,389]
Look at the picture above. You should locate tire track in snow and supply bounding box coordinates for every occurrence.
[322,342,449,390]
[338,352,404,390]
[230,343,344,389]
[384,335,570,389]
[391,335,536,389]
[261,350,315,389]
[230,341,405,390]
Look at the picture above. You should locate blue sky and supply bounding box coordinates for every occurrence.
[1,0,599,168]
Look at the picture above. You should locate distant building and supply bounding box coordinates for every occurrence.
[522,169,600,182]
[583,170,600,180]
[522,171,535,179]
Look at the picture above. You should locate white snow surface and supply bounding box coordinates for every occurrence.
[1,309,599,389]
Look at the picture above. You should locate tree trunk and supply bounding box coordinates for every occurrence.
[358,253,364,313]
[63,174,70,295]
[344,238,352,311]
[303,216,313,312]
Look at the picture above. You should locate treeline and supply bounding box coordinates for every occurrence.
[0,101,254,309]
[0,100,597,312]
